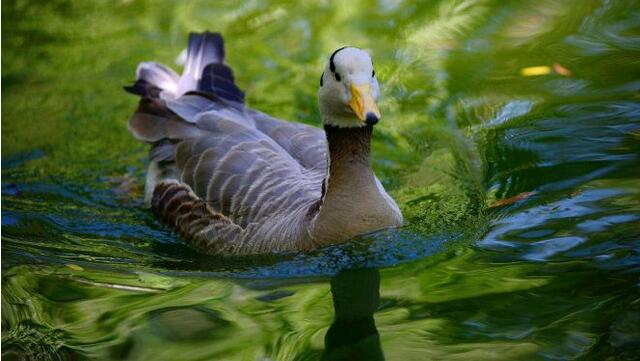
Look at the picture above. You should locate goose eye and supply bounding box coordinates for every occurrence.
[372,70,375,77]
[334,72,341,82]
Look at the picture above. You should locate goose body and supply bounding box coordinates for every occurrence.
[125,32,402,255]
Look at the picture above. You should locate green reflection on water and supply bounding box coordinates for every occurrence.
[3,0,640,360]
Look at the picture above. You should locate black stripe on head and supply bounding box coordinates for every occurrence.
[329,46,348,73]
[320,71,324,86]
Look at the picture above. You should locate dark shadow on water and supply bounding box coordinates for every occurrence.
[322,268,384,361]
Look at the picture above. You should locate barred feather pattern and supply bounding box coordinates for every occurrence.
[152,180,242,254]
[152,174,319,255]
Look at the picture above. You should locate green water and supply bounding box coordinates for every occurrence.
[2,0,640,360]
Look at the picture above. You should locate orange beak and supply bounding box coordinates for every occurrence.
[348,83,381,123]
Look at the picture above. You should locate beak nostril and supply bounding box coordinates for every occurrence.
[365,112,379,125]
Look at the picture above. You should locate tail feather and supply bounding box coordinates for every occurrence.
[199,63,245,103]
[124,32,245,206]
[137,62,180,93]
[125,32,244,103]
[176,32,225,96]
[124,62,179,97]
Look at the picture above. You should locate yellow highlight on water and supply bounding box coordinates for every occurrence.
[520,66,551,76]
[66,264,84,271]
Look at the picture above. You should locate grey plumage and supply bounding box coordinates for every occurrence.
[125,32,402,255]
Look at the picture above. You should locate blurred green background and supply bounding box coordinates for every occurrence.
[2,0,640,360]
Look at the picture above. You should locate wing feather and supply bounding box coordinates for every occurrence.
[131,81,328,230]
[173,114,321,227]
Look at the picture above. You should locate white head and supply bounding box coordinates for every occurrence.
[318,47,381,128]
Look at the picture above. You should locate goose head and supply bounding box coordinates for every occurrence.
[318,47,381,128]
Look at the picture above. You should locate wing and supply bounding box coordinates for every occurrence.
[173,110,323,228]
[251,112,327,172]
[126,31,328,231]
[165,94,328,173]
[128,75,327,230]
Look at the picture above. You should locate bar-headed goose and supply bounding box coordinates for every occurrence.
[125,32,402,255]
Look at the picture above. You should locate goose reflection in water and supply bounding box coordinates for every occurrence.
[322,268,384,361]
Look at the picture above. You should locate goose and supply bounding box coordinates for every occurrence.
[125,32,403,255]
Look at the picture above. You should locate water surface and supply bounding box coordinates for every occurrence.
[2,0,640,360]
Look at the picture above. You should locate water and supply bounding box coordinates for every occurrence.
[2,0,640,359]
